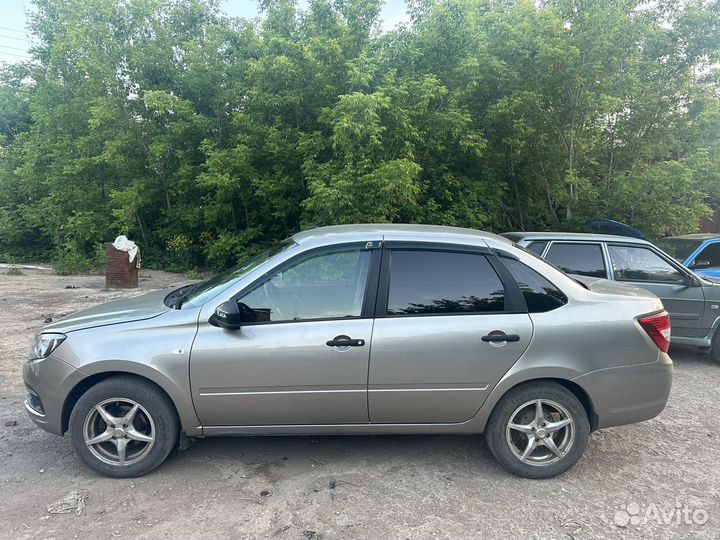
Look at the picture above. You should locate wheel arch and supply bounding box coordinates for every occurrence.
[532,378,597,431]
[61,366,201,436]
[478,375,598,433]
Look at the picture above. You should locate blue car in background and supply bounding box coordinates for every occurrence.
[655,234,720,279]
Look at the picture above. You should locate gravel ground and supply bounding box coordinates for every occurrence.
[1,268,719,539]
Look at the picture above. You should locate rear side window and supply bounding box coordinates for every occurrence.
[526,241,547,256]
[500,258,568,312]
[387,250,505,315]
[545,243,607,278]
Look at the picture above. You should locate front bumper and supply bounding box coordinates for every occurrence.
[573,352,673,429]
[23,355,85,435]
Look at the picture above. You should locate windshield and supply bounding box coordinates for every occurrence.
[181,239,295,308]
[654,238,702,262]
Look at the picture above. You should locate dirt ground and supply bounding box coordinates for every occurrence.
[1,267,719,540]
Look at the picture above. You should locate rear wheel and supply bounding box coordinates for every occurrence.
[485,382,590,479]
[69,376,179,478]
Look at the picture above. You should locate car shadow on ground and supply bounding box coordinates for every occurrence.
[668,345,716,365]
[163,432,495,474]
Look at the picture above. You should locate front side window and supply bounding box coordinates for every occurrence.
[694,242,720,267]
[238,248,371,322]
[544,243,607,278]
[607,245,684,283]
[386,250,505,315]
[501,258,567,312]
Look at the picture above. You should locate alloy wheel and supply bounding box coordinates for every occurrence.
[505,398,575,467]
[82,398,155,466]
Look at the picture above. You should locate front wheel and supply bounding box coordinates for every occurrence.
[485,382,590,479]
[69,376,179,478]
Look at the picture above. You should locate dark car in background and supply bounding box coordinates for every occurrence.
[503,232,720,363]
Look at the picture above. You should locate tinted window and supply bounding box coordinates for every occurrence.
[694,243,720,267]
[608,245,684,283]
[387,250,505,315]
[501,258,567,312]
[239,249,371,322]
[526,241,547,256]
[545,243,606,278]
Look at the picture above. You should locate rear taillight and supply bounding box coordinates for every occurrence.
[638,311,671,353]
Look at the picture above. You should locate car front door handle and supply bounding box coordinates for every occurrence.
[326,336,365,347]
[481,332,521,343]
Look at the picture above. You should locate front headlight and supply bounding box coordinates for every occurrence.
[29,333,66,361]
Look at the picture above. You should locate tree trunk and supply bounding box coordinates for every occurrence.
[134,209,149,248]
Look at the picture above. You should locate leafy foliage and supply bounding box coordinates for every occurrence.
[1,0,719,270]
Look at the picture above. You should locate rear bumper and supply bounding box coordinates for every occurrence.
[573,352,673,429]
[22,356,84,436]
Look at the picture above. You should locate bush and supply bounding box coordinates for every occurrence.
[54,242,106,275]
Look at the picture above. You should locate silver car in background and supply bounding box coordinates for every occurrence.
[504,231,720,362]
[24,225,672,479]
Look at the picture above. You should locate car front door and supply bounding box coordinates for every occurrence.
[190,243,380,426]
[606,243,706,338]
[367,245,533,424]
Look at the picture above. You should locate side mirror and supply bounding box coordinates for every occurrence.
[208,300,242,330]
[690,259,711,270]
[209,301,259,330]
[683,273,701,288]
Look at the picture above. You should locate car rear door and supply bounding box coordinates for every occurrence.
[367,244,533,424]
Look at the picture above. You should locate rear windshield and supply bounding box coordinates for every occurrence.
[655,238,703,261]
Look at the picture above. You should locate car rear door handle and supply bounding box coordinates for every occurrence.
[326,336,365,347]
[481,332,520,343]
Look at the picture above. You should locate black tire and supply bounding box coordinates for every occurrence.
[709,328,720,364]
[485,381,590,479]
[69,376,179,478]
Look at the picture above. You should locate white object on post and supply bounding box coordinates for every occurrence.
[112,235,139,263]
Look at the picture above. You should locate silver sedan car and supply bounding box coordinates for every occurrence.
[24,225,673,479]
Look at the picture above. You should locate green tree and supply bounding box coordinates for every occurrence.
[0,0,718,271]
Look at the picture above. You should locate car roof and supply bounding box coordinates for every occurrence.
[660,233,720,241]
[292,224,513,247]
[502,231,652,245]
